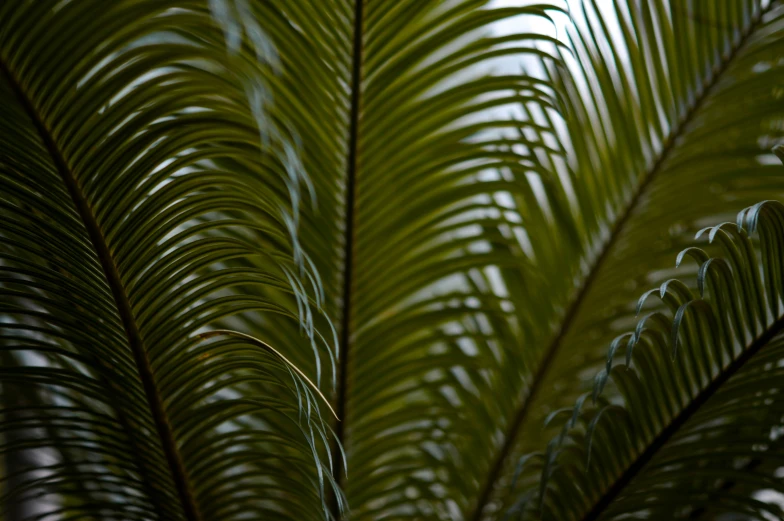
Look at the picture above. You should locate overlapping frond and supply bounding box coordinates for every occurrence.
[477,1,784,517]
[0,1,339,519]
[509,200,784,520]
[172,2,593,519]
[319,2,587,519]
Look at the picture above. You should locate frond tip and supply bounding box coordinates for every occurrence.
[510,200,784,521]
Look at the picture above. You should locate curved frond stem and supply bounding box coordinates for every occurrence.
[0,56,201,521]
[331,0,364,516]
[580,313,784,521]
[469,5,772,519]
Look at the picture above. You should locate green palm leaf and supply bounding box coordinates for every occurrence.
[269,2,570,518]
[500,1,784,519]
[468,0,784,515]
[0,1,338,519]
[512,199,784,520]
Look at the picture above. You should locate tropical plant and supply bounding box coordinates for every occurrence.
[3,0,784,520]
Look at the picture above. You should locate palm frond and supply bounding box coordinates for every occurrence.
[218,0,578,518]
[0,1,338,519]
[285,2,585,519]
[509,199,784,520]
[477,1,784,516]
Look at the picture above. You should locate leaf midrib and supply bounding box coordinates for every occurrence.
[0,57,202,521]
[469,6,771,520]
[581,312,784,521]
[330,0,364,517]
